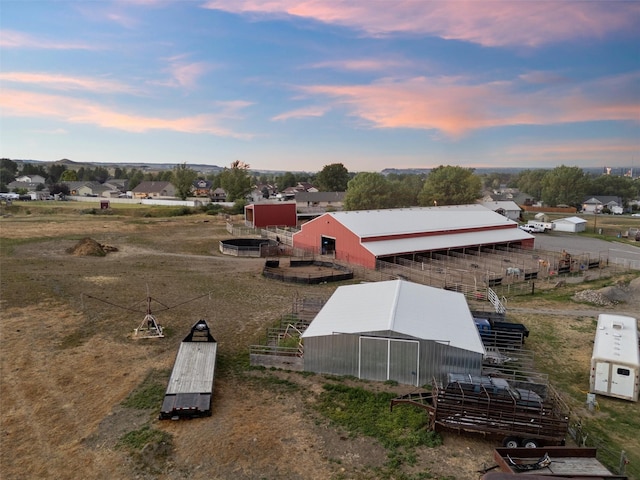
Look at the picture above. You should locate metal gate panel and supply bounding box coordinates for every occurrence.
[389,339,419,386]
[359,337,388,381]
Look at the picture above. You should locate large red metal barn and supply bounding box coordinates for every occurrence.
[292,204,534,269]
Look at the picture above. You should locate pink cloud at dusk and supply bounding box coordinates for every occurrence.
[297,74,639,136]
[0,72,137,94]
[201,1,639,47]
[271,105,330,121]
[308,58,410,72]
[168,61,212,88]
[0,30,98,50]
[0,89,253,139]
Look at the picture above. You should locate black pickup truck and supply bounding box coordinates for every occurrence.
[472,311,529,347]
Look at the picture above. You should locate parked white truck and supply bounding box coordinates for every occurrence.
[526,220,554,232]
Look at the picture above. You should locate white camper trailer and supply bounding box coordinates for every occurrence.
[590,314,639,402]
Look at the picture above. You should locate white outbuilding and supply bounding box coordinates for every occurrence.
[552,216,587,233]
[301,279,485,386]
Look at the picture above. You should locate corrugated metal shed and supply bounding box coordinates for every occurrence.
[301,280,485,385]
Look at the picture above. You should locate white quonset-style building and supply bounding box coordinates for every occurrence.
[552,216,588,233]
[293,204,534,269]
[301,280,485,386]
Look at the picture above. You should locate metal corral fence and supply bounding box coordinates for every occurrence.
[568,419,638,478]
[262,259,354,284]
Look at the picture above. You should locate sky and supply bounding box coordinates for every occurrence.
[1,1,639,173]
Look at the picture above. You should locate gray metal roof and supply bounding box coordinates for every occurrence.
[553,216,587,225]
[480,201,521,211]
[363,227,532,257]
[322,204,516,238]
[302,280,485,355]
[165,342,217,394]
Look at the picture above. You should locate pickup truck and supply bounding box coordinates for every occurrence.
[519,224,544,233]
[473,313,530,347]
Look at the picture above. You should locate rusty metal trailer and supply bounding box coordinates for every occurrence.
[489,447,626,478]
[391,378,569,448]
[159,319,217,420]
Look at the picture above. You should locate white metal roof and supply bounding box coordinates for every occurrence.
[362,227,533,257]
[323,204,517,238]
[552,216,587,225]
[592,314,639,366]
[302,280,485,355]
[481,201,521,211]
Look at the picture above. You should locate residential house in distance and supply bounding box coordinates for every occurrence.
[16,174,46,185]
[104,179,128,195]
[480,201,522,221]
[6,179,48,198]
[192,179,212,197]
[211,187,227,202]
[582,195,623,213]
[277,182,318,201]
[296,191,346,221]
[247,184,276,203]
[62,181,118,197]
[131,181,176,199]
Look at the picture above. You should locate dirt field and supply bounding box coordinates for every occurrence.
[1,210,638,480]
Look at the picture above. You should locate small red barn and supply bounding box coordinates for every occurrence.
[245,202,297,228]
[293,204,534,269]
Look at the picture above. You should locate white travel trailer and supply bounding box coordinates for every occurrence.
[590,314,639,402]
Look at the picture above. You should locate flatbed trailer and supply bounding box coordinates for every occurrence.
[159,319,217,420]
[490,447,626,478]
[391,378,569,448]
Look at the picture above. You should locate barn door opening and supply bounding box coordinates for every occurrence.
[321,236,335,255]
[359,337,419,386]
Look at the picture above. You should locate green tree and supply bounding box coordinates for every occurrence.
[0,158,18,190]
[344,172,394,210]
[277,172,297,190]
[219,160,252,202]
[417,165,481,206]
[92,166,110,183]
[589,174,638,207]
[540,165,589,207]
[47,163,67,184]
[128,169,144,190]
[387,173,424,207]
[316,163,350,192]
[114,167,127,179]
[60,170,78,181]
[515,169,547,201]
[20,162,47,177]
[172,163,198,200]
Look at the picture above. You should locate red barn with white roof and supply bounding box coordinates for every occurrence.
[292,204,533,269]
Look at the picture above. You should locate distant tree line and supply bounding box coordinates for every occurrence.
[2,158,638,211]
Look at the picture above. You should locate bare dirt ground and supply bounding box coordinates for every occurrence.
[1,211,638,480]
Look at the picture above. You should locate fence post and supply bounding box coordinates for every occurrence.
[619,450,627,475]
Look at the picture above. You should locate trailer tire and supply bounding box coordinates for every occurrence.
[502,437,520,448]
[521,438,540,448]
